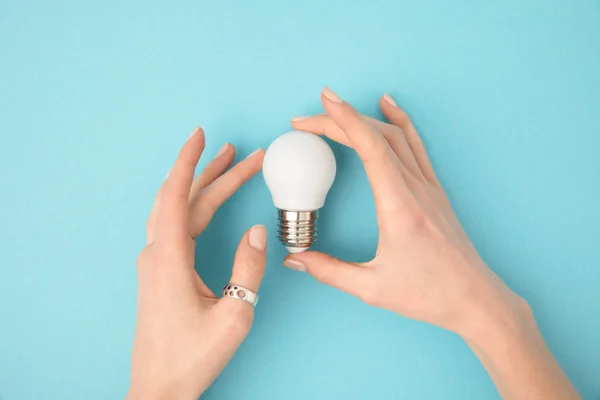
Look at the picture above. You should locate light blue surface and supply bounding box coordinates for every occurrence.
[1,0,599,398]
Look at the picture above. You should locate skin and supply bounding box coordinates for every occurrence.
[128,130,267,399]
[284,88,580,400]
[128,89,580,399]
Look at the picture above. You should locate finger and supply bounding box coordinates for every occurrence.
[319,87,412,212]
[292,113,424,181]
[380,94,439,185]
[291,114,352,147]
[284,251,374,303]
[189,149,264,237]
[157,127,205,243]
[145,184,164,245]
[214,225,266,334]
[189,143,235,202]
[227,225,267,295]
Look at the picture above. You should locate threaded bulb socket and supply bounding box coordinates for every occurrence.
[277,209,318,252]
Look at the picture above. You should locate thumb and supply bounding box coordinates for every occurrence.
[226,224,267,298]
[284,251,373,301]
[213,225,267,338]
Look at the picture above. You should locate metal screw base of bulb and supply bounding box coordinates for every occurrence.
[277,209,318,251]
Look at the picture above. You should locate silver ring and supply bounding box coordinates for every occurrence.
[221,283,259,307]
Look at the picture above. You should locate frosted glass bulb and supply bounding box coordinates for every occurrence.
[263,131,336,253]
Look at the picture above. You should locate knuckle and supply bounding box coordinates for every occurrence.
[136,247,153,271]
[136,242,193,273]
[175,192,188,203]
[162,189,188,206]
[153,242,188,265]
[319,122,331,135]
[197,194,220,216]
[363,136,393,163]
[153,242,176,258]
[373,134,391,152]
[375,136,395,156]
[310,267,332,284]
[236,260,264,282]
[179,154,197,170]
[145,219,155,235]
[403,209,429,234]
[407,136,424,150]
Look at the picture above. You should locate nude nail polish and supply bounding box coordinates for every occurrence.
[383,93,398,107]
[246,148,262,159]
[249,225,267,251]
[322,87,343,103]
[215,143,229,158]
[283,259,306,272]
[291,116,309,122]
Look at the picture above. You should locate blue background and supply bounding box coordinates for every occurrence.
[1,0,599,399]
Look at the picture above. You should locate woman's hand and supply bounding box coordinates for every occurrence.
[284,88,579,399]
[285,89,518,337]
[128,127,266,400]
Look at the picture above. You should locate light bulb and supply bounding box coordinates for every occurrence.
[263,131,337,253]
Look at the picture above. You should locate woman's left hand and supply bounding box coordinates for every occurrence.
[128,127,266,400]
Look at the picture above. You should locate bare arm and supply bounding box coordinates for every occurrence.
[466,301,579,399]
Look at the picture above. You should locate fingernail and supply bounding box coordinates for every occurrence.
[323,87,343,104]
[188,126,200,140]
[283,259,306,272]
[383,93,398,107]
[291,116,309,122]
[249,225,267,251]
[246,148,262,159]
[215,143,229,158]
[164,171,170,181]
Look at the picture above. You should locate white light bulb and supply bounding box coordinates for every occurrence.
[263,131,337,253]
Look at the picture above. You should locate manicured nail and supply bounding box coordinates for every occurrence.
[283,259,306,272]
[246,148,262,159]
[249,225,267,251]
[215,143,229,158]
[383,93,397,107]
[188,126,201,140]
[291,116,309,122]
[322,87,343,104]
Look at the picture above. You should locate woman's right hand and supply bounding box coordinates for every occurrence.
[285,87,521,338]
[284,87,579,400]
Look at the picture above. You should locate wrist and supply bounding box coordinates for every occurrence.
[456,288,581,399]
[126,390,163,400]
[459,291,534,350]
[127,383,201,400]
[126,387,171,400]
[443,258,534,347]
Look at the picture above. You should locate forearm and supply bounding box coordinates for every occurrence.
[464,300,580,400]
